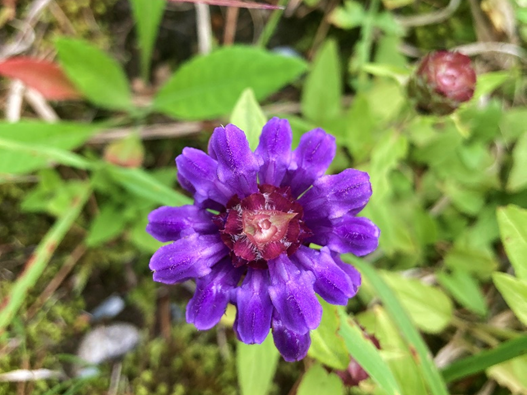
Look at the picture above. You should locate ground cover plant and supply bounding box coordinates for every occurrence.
[1,0,527,394]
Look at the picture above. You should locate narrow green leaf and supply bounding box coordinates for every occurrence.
[86,203,127,247]
[107,165,192,207]
[493,272,527,326]
[308,299,349,370]
[130,0,165,82]
[55,38,132,110]
[230,88,267,151]
[508,133,527,192]
[338,308,402,395]
[237,336,279,395]
[301,39,342,124]
[153,46,307,120]
[297,363,344,395]
[0,122,102,174]
[0,183,91,332]
[442,335,527,382]
[347,256,450,395]
[497,205,527,280]
[0,137,92,171]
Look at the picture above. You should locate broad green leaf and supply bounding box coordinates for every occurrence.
[497,205,527,280]
[86,203,127,247]
[382,272,453,333]
[338,308,402,395]
[55,38,132,110]
[444,244,498,280]
[365,79,405,124]
[308,299,349,369]
[237,336,279,395]
[129,215,163,253]
[443,181,485,216]
[349,257,450,395]
[0,122,101,174]
[442,336,527,383]
[153,46,307,120]
[437,269,488,316]
[130,0,165,82]
[473,71,510,100]
[346,94,375,162]
[301,39,342,124]
[230,88,267,151]
[508,132,527,192]
[296,363,344,395]
[493,272,527,326]
[106,165,192,207]
[21,179,88,217]
[487,355,527,393]
[500,108,527,142]
[328,1,365,29]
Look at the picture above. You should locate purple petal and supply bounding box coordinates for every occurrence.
[186,258,244,330]
[308,214,380,256]
[208,124,259,198]
[299,169,372,220]
[333,254,362,291]
[282,128,336,197]
[272,314,311,362]
[293,246,357,305]
[146,205,216,242]
[255,117,292,185]
[176,148,232,206]
[149,232,228,284]
[267,255,322,334]
[234,268,273,344]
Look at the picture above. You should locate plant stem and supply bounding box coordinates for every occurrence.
[257,0,289,48]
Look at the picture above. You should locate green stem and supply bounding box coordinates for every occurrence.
[257,0,289,48]
[0,183,91,334]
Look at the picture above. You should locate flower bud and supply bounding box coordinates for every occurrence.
[407,50,477,116]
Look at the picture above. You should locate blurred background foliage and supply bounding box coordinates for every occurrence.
[1,0,527,394]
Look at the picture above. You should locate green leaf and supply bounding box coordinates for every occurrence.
[86,203,127,247]
[382,271,453,333]
[230,88,267,151]
[55,38,132,110]
[301,39,342,124]
[487,355,527,394]
[328,1,365,29]
[508,132,527,192]
[0,122,101,174]
[308,298,349,369]
[297,363,344,395]
[437,269,488,316]
[237,336,279,395]
[444,246,497,279]
[493,272,527,326]
[153,46,307,120]
[130,0,165,82]
[106,165,192,207]
[443,181,485,216]
[0,137,92,172]
[442,335,527,383]
[473,71,510,101]
[345,93,375,162]
[348,256,450,395]
[338,309,402,395]
[497,205,527,280]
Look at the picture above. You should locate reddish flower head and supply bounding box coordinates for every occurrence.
[408,50,477,116]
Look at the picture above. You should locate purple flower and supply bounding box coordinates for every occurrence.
[146,118,379,362]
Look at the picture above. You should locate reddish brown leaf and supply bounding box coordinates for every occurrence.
[0,57,82,100]
[167,0,283,9]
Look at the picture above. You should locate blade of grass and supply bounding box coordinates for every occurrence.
[441,335,527,382]
[346,256,449,395]
[0,183,91,334]
[338,308,402,395]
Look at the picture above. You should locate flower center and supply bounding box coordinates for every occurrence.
[213,184,312,269]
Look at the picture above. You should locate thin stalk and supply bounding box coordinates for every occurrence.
[256,0,288,48]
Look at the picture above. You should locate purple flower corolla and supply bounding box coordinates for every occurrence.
[146,118,379,361]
